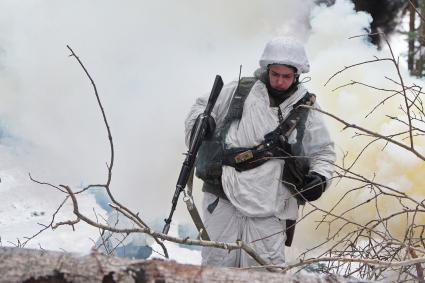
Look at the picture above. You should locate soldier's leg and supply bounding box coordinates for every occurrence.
[239,216,287,268]
[201,192,241,267]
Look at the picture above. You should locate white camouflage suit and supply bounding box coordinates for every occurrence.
[184,36,335,269]
[184,72,336,267]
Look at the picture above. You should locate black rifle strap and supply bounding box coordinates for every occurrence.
[217,77,257,140]
[222,92,315,172]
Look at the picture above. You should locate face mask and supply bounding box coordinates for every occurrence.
[266,78,298,99]
[265,70,299,106]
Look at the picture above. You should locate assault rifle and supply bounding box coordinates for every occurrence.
[162,75,223,238]
[224,92,316,174]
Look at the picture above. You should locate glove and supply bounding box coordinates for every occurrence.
[204,115,216,139]
[190,114,216,144]
[299,172,327,201]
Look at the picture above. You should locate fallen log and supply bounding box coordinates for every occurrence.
[0,247,366,283]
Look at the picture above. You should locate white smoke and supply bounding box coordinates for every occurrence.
[2,0,422,259]
[0,0,314,243]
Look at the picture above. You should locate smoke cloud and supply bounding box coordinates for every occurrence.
[292,0,425,254]
[1,0,422,256]
[0,0,313,244]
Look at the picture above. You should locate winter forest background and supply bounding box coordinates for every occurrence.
[1,0,425,281]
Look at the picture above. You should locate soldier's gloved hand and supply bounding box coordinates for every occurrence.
[190,114,216,144]
[204,115,216,139]
[299,172,327,201]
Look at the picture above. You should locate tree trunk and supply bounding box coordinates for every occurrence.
[408,0,416,72]
[0,247,366,283]
[414,0,425,76]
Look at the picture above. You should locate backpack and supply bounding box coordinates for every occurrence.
[195,77,257,190]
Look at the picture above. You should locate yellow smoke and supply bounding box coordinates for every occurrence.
[292,0,425,255]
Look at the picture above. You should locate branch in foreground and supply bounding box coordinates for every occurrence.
[302,105,425,161]
[324,57,393,87]
[55,184,271,268]
[280,255,425,273]
[65,45,168,257]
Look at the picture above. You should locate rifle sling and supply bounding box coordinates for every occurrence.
[185,167,211,240]
[221,92,315,172]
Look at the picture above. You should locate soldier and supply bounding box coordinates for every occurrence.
[185,37,336,267]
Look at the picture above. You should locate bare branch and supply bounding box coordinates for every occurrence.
[281,255,425,273]
[324,58,393,87]
[409,0,425,22]
[302,105,425,161]
[66,45,114,186]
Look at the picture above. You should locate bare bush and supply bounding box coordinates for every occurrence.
[282,32,425,282]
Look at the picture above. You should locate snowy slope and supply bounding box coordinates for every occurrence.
[0,164,201,264]
[0,165,107,252]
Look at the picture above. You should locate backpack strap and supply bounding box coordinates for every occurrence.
[291,92,315,156]
[200,77,257,202]
[217,77,257,140]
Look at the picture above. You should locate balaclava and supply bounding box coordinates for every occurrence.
[261,64,299,105]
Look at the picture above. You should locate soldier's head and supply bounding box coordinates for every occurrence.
[267,64,297,91]
[259,37,309,95]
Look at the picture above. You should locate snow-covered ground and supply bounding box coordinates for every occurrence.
[0,168,99,252]
[0,160,201,264]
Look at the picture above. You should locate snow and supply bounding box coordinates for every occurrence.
[0,166,201,263]
[0,167,105,252]
[149,222,202,265]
